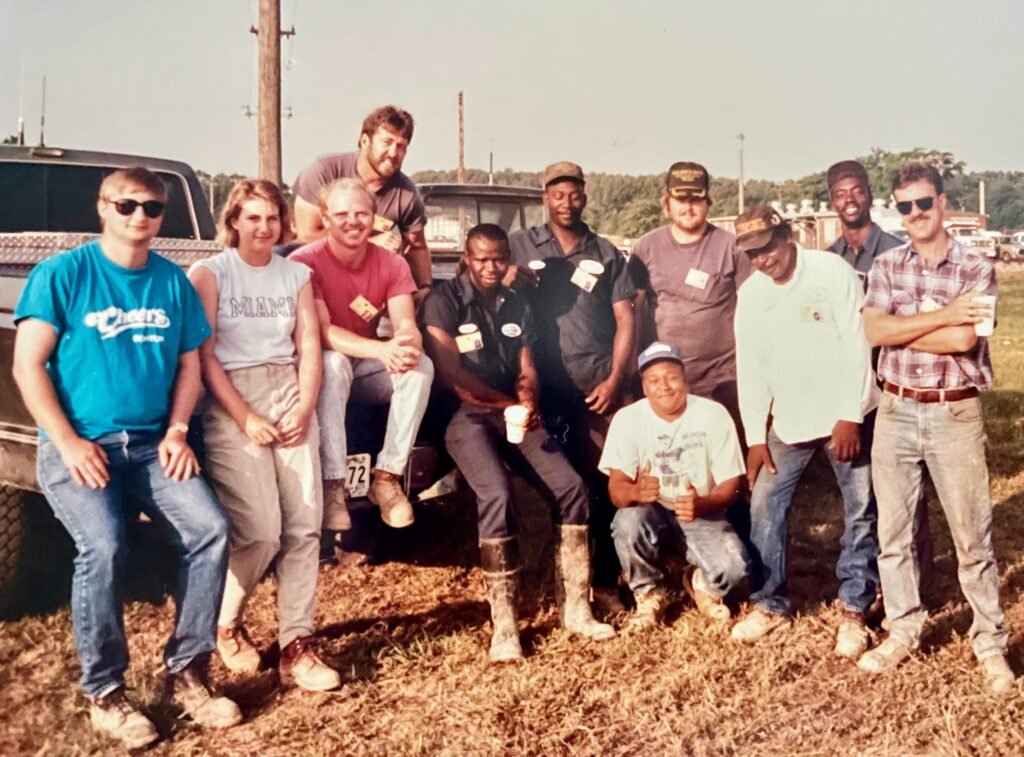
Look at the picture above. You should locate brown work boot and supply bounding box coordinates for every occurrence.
[480,537,524,663]
[89,688,159,749]
[683,566,731,623]
[217,625,261,674]
[369,470,414,528]
[628,587,669,630]
[164,655,242,728]
[279,636,341,692]
[555,525,616,641]
[322,479,352,531]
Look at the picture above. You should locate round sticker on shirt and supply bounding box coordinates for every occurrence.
[579,259,605,275]
[527,260,546,271]
[501,323,523,338]
[458,323,479,334]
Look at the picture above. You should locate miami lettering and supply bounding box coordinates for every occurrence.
[228,296,296,318]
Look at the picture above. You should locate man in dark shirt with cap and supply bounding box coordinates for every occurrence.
[825,158,933,591]
[506,162,637,600]
[630,161,751,437]
[422,223,615,664]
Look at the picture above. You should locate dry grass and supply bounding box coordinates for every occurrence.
[5,270,1024,755]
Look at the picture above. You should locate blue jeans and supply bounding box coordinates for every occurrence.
[872,393,1006,660]
[748,425,878,616]
[611,504,749,599]
[37,431,229,699]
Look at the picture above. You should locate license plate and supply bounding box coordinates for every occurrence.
[346,453,371,498]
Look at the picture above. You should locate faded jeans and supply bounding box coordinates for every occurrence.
[748,426,879,616]
[872,393,1006,660]
[37,432,229,699]
[611,504,749,599]
[317,350,433,480]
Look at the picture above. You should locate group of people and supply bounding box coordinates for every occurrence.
[11,104,1015,749]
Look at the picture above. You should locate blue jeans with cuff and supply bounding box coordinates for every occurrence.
[748,425,879,617]
[37,431,229,699]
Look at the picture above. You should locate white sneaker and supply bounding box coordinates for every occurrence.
[730,609,790,643]
[980,654,1016,698]
[834,617,869,659]
[857,637,911,673]
[322,479,351,531]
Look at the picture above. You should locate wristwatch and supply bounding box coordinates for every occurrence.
[168,421,189,434]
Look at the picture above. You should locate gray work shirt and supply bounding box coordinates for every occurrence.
[629,224,751,396]
[827,222,903,291]
[292,151,427,234]
[508,224,636,396]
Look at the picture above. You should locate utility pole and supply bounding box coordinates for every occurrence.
[457,91,465,185]
[737,133,745,214]
[250,0,295,185]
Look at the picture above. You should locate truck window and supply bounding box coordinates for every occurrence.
[424,198,478,253]
[480,200,524,234]
[0,163,196,238]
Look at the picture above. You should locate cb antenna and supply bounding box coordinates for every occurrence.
[39,76,47,147]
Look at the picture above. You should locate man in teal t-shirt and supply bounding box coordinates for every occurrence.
[13,168,240,749]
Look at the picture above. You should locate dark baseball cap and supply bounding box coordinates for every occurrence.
[735,204,788,254]
[637,341,685,373]
[542,161,584,188]
[826,160,870,193]
[666,161,709,200]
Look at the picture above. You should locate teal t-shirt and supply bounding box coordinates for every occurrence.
[14,241,211,440]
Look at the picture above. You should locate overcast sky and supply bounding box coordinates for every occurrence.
[1,0,1021,184]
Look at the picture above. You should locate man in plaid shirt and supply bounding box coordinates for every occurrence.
[857,162,1013,697]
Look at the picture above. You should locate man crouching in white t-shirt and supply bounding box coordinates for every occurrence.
[599,342,750,629]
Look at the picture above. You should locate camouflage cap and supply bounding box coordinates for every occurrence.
[542,161,585,188]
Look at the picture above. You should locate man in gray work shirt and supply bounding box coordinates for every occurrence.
[630,161,751,439]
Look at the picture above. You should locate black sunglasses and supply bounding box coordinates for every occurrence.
[108,198,166,218]
[895,197,934,215]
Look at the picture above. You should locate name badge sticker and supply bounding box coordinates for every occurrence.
[373,215,395,233]
[349,295,380,322]
[455,324,483,354]
[920,296,941,313]
[685,268,710,290]
[570,259,605,293]
[501,323,523,338]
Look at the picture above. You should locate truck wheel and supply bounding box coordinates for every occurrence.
[0,486,34,614]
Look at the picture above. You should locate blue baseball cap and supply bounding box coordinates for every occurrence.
[637,341,685,373]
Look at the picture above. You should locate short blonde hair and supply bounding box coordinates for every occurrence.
[318,177,377,214]
[217,179,293,248]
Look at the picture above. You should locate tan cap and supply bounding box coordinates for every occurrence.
[735,204,788,254]
[542,161,584,188]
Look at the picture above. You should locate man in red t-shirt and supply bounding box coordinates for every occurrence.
[291,178,433,531]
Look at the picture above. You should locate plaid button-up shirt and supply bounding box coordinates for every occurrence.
[864,238,995,391]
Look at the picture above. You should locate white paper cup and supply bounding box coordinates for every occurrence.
[503,404,529,443]
[973,294,996,336]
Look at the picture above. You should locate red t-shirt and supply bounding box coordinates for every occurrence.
[290,240,416,339]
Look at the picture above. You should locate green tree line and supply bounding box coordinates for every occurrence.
[414,148,1024,238]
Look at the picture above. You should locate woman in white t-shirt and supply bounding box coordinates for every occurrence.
[188,179,339,692]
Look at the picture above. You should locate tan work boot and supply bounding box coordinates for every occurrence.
[730,608,790,643]
[834,613,870,659]
[369,470,414,528]
[89,688,159,749]
[217,625,261,674]
[856,637,911,673]
[980,654,1016,698]
[480,537,524,663]
[322,479,352,531]
[683,566,731,622]
[555,525,616,641]
[280,636,341,691]
[628,587,669,630]
[164,655,242,729]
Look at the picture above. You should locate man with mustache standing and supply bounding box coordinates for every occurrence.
[292,105,434,300]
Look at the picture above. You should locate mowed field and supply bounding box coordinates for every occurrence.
[4,272,1024,756]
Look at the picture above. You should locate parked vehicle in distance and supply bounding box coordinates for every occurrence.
[997,234,1024,261]
[948,226,997,258]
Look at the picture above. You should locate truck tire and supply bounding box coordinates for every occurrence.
[0,486,34,614]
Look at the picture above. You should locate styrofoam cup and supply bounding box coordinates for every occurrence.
[973,294,996,336]
[503,404,529,443]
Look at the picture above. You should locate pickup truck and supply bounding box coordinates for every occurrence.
[0,144,544,611]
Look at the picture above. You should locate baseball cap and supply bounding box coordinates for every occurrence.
[826,160,870,193]
[666,161,709,200]
[542,161,584,188]
[637,341,685,373]
[734,204,787,254]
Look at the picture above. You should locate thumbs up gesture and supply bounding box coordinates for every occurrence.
[674,478,700,523]
[635,460,660,504]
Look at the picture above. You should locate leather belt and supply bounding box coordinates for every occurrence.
[883,382,979,404]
